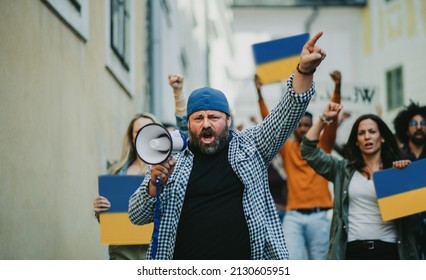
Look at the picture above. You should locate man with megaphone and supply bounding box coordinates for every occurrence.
[129,31,327,260]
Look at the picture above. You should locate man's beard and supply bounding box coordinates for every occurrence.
[410,131,425,147]
[189,125,230,155]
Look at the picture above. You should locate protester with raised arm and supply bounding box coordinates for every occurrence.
[129,32,327,260]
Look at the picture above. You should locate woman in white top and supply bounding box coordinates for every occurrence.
[300,102,418,260]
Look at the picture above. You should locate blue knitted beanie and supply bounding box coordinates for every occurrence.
[187,87,230,117]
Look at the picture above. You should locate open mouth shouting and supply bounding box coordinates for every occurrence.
[200,128,216,145]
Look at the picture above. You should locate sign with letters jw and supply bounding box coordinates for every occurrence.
[373,159,426,221]
[307,82,380,149]
[98,175,153,245]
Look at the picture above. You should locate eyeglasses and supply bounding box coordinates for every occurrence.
[408,120,426,127]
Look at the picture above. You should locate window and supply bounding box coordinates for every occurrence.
[69,0,81,12]
[111,0,130,70]
[43,0,89,41]
[105,0,135,96]
[386,66,404,110]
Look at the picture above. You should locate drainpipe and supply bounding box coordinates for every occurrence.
[205,2,210,86]
[148,0,162,116]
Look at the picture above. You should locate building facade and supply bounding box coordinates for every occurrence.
[231,0,425,143]
[0,0,234,260]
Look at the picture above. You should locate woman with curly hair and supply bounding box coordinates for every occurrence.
[393,101,426,161]
[393,101,426,259]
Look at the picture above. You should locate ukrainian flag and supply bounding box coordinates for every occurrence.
[252,33,309,84]
[373,159,426,221]
[98,175,153,245]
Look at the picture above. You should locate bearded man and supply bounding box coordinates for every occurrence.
[129,32,326,260]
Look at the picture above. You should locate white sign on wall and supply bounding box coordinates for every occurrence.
[308,83,381,147]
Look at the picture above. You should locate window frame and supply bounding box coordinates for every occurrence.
[43,0,89,41]
[110,0,131,71]
[105,0,135,96]
[386,66,404,110]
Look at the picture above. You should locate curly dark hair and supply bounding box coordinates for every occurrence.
[345,114,406,174]
[393,101,426,145]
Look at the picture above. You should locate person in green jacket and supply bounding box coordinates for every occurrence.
[300,101,418,260]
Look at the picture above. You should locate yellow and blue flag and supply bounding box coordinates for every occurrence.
[373,159,426,221]
[252,33,309,85]
[98,175,153,245]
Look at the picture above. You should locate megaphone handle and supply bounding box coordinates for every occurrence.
[150,177,161,259]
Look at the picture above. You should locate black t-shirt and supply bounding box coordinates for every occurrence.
[173,139,251,260]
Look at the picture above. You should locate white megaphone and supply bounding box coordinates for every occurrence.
[135,123,187,165]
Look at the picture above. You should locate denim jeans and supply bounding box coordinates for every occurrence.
[282,210,330,260]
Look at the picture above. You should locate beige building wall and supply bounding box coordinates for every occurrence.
[0,0,148,259]
[360,0,426,125]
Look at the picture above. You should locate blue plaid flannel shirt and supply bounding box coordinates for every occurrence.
[129,74,315,259]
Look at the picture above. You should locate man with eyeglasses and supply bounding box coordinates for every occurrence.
[393,101,426,259]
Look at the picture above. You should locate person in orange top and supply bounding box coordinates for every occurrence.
[254,70,341,259]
